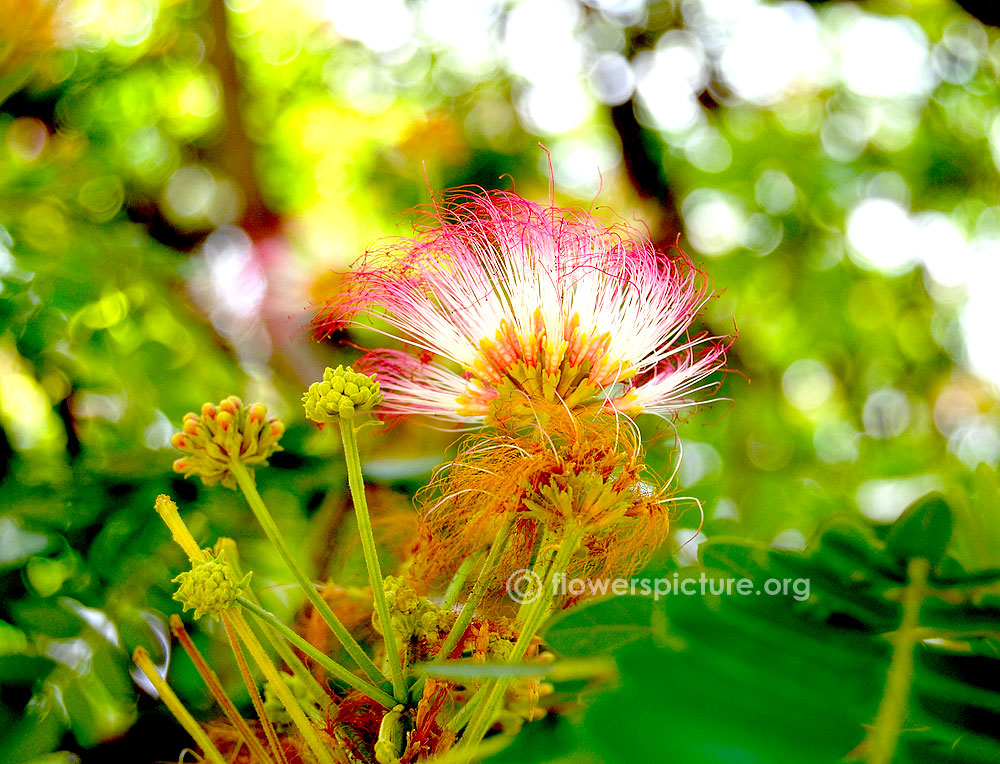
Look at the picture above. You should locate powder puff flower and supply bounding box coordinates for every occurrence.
[407,401,672,599]
[314,190,730,425]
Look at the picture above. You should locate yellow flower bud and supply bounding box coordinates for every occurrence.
[302,366,382,422]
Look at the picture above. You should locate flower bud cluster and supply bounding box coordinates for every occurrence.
[172,551,251,620]
[377,576,453,647]
[171,397,285,489]
[303,366,382,422]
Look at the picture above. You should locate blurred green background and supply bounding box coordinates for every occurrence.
[1,0,999,762]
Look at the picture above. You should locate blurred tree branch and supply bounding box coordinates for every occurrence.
[206,0,280,240]
[608,23,685,249]
[610,100,683,247]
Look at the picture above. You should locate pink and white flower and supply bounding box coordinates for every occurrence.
[314,190,730,424]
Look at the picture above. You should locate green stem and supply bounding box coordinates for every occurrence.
[447,525,559,733]
[228,610,337,764]
[133,647,229,764]
[865,557,930,764]
[170,616,272,764]
[515,527,557,623]
[447,689,482,737]
[222,612,289,764]
[411,519,513,702]
[443,552,482,611]
[228,459,386,687]
[239,596,396,709]
[338,418,407,702]
[447,549,549,733]
[253,603,329,703]
[456,527,583,756]
[437,519,514,665]
[220,538,329,705]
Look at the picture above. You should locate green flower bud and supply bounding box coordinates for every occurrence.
[171,397,285,489]
[374,705,406,764]
[172,551,251,620]
[417,609,453,641]
[376,576,449,640]
[302,366,382,422]
[383,575,420,615]
[263,672,322,724]
[487,636,514,661]
[0,621,28,657]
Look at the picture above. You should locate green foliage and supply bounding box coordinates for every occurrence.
[885,493,953,567]
[523,489,1000,764]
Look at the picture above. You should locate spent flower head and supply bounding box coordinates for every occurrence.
[303,365,383,422]
[314,189,730,424]
[408,400,670,599]
[171,397,284,489]
[172,550,251,620]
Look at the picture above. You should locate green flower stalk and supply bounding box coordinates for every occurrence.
[237,596,397,709]
[169,615,273,764]
[455,526,585,758]
[225,458,388,687]
[226,611,337,764]
[304,367,407,702]
[154,494,338,764]
[171,397,285,489]
[170,397,387,688]
[214,537,329,705]
[133,647,229,764]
